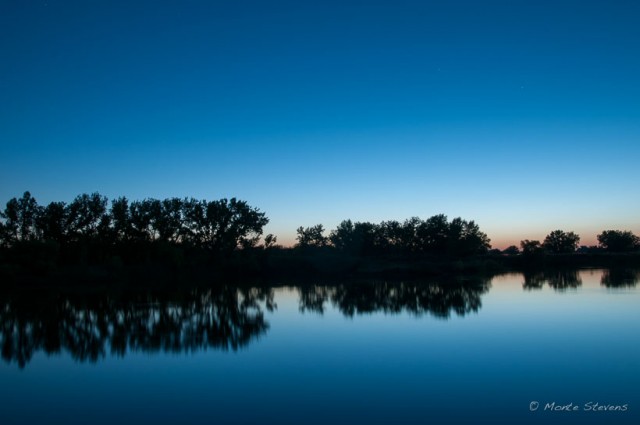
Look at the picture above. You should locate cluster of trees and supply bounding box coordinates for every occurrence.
[597,230,640,252]
[296,215,492,256]
[513,229,639,256]
[1,191,637,274]
[518,230,581,255]
[0,191,269,251]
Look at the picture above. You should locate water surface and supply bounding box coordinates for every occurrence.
[0,269,638,424]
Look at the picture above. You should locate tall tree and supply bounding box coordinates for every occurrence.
[416,214,449,253]
[0,197,20,245]
[329,220,355,251]
[110,197,130,242]
[203,198,269,251]
[128,199,155,241]
[65,193,109,240]
[0,192,40,243]
[451,218,491,256]
[35,201,67,244]
[543,230,580,254]
[400,217,421,252]
[597,230,640,252]
[181,198,207,245]
[296,224,328,248]
[379,220,403,251]
[17,191,40,241]
[155,198,184,242]
[0,221,5,247]
[520,239,543,256]
[329,220,378,254]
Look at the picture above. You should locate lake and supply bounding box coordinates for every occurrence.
[0,269,638,424]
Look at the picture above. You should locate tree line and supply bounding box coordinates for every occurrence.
[296,221,639,256]
[0,191,638,265]
[515,228,640,255]
[0,191,269,251]
[295,215,492,256]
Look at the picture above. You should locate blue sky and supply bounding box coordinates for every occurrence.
[1,0,639,247]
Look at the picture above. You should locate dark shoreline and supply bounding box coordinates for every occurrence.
[2,243,639,291]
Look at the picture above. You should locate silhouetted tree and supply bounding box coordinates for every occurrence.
[128,199,155,241]
[543,230,580,254]
[502,245,520,255]
[329,220,378,254]
[379,220,408,251]
[0,197,20,245]
[155,198,184,242]
[110,197,130,242]
[0,221,6,247]
[35,201,67,244]
[0,191,271,274]
[17,191,40,241]
[65,193,109,241]
[398,217,421,251]
[329,215,491,256]
[353,221,380,254]
[597,230,640,252]
[416,214,449,253]
[202,198,269,251]
[520,239,543,256]
[263,234,278,248]
[181,198,207,244]
[329,219,356,250]
[0,192,40,243]
[296,224,328,247]
[446,217,491,256]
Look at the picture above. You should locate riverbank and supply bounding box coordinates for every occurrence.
[2,242,639,289]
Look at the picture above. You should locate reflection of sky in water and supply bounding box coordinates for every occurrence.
[0,270,638,424]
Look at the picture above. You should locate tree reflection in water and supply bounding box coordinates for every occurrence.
[298,277,491,319]
[0,286,274,368]
[5,269,634,368]
[601,268,640,288]
[522,270,582,291]
[522,268,640,291]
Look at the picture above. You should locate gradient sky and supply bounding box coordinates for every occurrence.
[1,0,639,248]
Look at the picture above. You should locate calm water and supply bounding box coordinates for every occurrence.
[0,269,638,424]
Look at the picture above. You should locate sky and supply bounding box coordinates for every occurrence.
[1,0,639,248]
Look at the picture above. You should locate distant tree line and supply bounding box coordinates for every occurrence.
[518,230,582,256]
[515,229,640,256]
[0,191,269,251]
[296,215,492,257]
[1,191,638,279]
[296,221,639,257]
